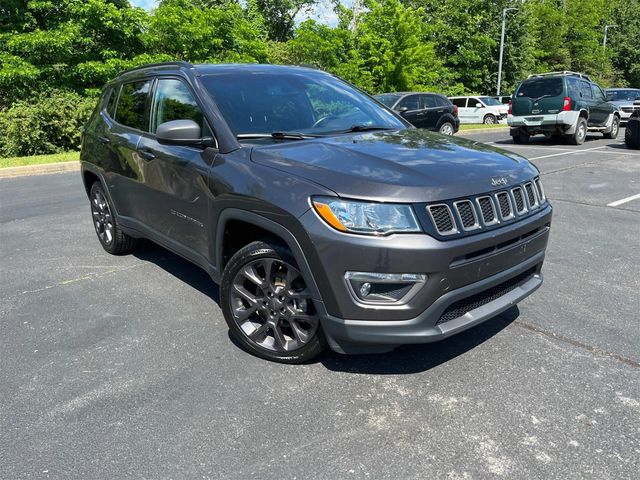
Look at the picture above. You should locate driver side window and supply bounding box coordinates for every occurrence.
[397,95,420,111]
[151,79,204,134]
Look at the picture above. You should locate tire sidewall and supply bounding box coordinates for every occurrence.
[89,182,118,254]
[220,241,324,364]
[439,122,454,135]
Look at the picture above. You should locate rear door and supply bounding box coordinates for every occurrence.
[418,94,441,130]
[396,94,426,128]
[579,79,598,125]
[136,77,214,260]
[107,79,153,221]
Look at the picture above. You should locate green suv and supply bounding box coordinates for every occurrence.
[508,72,621,145]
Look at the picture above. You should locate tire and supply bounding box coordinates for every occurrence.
[512,131,530,144]
[438,121,454,135]
[89,181,136,255]
[568,117,587,145]
[220,240,324,363]
[626,119,640,149]
[603,115,620,139]
[483,114,497,125]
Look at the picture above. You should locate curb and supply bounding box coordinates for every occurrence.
[458,126,510,135]
[0,161,80,179]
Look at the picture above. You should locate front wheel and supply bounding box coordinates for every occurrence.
[483,114,497,125]
[438,121,455,135]
[604,116,620,139]
[220,241,324,363]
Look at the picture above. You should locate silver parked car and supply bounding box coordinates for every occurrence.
[605,88,640,124]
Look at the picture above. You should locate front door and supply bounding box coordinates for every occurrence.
[419,94,441,130]
[590,83,612,126]
[136,77,214,261]
[397,94,427,128]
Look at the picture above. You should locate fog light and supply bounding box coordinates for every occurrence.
[345,271,427,304]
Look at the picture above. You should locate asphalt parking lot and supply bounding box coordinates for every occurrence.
[1,129,639,479]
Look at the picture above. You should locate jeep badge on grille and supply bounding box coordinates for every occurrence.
[491,177,508,187]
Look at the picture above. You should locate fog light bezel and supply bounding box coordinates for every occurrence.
[344,271,427,306]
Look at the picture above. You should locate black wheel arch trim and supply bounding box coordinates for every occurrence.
[215,208,323,302]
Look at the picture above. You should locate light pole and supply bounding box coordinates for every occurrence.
[603,24,618,53]
[497,7,517,96]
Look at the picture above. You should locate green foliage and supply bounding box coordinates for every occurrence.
[0,90,95,157]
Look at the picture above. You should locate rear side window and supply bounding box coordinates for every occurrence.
[434,96,450,107]
[517,78,563,98]
[451,98,466,107]
[106,86,119,118]
[151,79,203,133]
[566,77,580,98]
[115,80,152,131]
[580,80,593,99]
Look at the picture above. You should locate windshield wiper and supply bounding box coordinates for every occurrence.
[236,132,320,141]
[340,124,397,133]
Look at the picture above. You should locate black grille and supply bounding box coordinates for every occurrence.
[437,268,536,325]
[512,187,526,213]
[525,183,537,208]
[428,205,455,233]
[496,192,512,218]
[456,201,476,229]
[477,197,496,224]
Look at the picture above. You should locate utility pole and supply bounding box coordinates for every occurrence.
[350,0,362,33]
[497,8,517,96]
[603,24,618,53]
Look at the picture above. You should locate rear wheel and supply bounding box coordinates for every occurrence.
[220,241,324,363]
[483,114,497,125]
[512,131,530,144]
[603,115,620,139]
[89,182,136,255]
[438,121,454,135]
[568,117,587,145]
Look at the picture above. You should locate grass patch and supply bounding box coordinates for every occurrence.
[459,123,509,131]
[0,151,80,168]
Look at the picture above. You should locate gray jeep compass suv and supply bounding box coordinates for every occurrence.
[81,62,552,363]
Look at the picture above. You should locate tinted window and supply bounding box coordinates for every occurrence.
[106,86,119,118]
[451,98,467,107]
[469,98,481,107]
[397,95,420,110]
[566,77,580,98]
[151,79,203,133]
[115,80,151,131]
[517,77,564,98]
[580,80,593,99]
[375,94,401,108]
[200,72,404,136]
[420,94,436,108]
[479,96,502,106]
[434,96,450,107]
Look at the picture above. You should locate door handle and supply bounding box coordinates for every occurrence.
[437,110,444,113]
[98,136,110,144]
[138,149,156,161]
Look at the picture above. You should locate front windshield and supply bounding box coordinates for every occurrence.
[374,94,401,108]
[606,89,640,101]
[479,97,502,106]
[200,70,406,137]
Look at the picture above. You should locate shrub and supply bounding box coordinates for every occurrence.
[0,90,96,158]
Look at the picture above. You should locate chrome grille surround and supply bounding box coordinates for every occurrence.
[511,186,528,214]
[524,182,539,209]
[453,199,480,231]
[476,196,499,226]
[427,204,458,236]
[495,191,515,220]
[424,178,547,238]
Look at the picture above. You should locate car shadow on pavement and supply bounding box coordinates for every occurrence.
[133,240,221,305]
[320,306,520,375]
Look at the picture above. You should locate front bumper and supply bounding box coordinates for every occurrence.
[298,204,552,353]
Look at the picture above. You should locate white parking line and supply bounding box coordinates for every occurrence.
[607,193,640,207]
[529,146,606,160]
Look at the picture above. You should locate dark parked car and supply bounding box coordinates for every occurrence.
[508,71,620,144]
[626,110,640,149]
[81,62,552,363]
[374,92,459,135]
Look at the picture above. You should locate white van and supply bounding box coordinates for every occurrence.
[448,96,509,124]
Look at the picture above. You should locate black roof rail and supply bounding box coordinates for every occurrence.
[118,60,195,77]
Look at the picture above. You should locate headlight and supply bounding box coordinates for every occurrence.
[312,197,420,235]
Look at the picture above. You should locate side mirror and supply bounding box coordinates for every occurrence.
[156,119,203,146]
[475,102,483,108]
[397,106,409,113]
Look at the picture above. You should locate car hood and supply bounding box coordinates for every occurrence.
[250,129,539,203]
